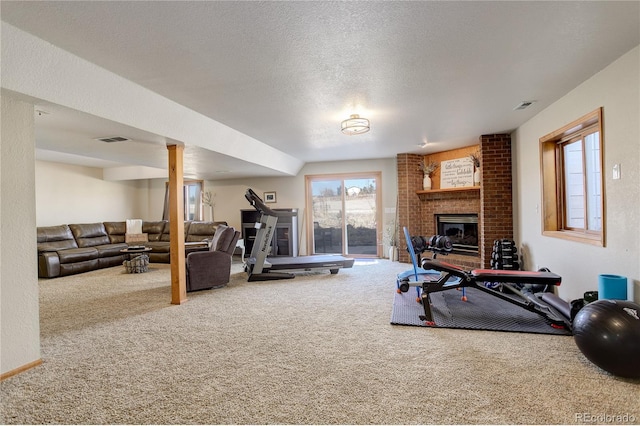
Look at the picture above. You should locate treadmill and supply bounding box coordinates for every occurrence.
[244,188,355,281]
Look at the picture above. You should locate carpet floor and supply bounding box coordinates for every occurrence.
[1,259,638,424]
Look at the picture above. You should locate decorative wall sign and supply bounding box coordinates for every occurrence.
[440,158,474,189]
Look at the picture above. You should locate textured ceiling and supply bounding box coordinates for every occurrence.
[2,1,639,180]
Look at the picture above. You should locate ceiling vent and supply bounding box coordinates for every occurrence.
[513,101,536,111]
[95,136,130,143]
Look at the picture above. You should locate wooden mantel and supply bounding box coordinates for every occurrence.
[416,186,480,195]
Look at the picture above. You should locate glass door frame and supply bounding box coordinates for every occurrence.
[305,172,382,258]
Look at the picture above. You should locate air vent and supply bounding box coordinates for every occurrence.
[513,101,536,111]
[95,136,129,143]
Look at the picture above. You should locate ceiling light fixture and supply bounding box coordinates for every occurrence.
[341,114,370,135]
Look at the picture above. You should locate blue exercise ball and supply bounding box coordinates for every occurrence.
[573,299,640,378]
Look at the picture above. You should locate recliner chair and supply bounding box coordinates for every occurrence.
[185,225,241,292]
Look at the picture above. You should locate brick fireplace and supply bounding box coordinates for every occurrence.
[396,134,513,269]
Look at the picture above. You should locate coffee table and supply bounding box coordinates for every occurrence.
[120,246,152,260]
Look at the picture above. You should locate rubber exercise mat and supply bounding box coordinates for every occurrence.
[390,287,571,335]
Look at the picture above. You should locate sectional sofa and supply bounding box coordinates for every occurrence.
[37,220,227,278]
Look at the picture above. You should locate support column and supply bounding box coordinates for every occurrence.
[0,95,42,378]
[167,144,187,304]
[479,134,513,269]
[396,153,423,263]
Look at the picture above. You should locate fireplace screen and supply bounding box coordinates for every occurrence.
[435,214,479,255]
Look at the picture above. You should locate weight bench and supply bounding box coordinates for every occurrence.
[470,269,562,286]
[397,229,572,331]
[418,258,570,329]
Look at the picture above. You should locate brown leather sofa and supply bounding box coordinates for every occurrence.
[37,220,227,278]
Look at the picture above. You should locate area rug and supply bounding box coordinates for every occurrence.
[390,287,572,335]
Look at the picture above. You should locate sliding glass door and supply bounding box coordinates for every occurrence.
[306,173,381,257]
[310,178,344,254]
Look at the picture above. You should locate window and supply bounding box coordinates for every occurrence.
[162,180,204,221]
[540,108,604,246]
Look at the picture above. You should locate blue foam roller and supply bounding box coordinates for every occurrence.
[598,274,627,300]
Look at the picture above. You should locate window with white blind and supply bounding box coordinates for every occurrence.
[540,108,604,246]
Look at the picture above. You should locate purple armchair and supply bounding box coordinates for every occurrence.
[186,225,241,292]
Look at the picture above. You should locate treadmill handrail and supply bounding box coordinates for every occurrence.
[245,188,295,217]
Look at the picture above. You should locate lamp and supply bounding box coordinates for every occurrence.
[341,114,370,135]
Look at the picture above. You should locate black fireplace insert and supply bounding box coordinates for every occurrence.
[435,214,479,255]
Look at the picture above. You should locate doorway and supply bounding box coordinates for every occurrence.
[305,173,381,257]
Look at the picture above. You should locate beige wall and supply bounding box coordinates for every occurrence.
[1,94,41,375]
[513,45,639,303]
[38,157,397,250]
[35,161,151,226]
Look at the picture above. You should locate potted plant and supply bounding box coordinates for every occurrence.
[469,151,481,186]
[203,191,216,221]
[419,160,439,190]
[383,218,399,261]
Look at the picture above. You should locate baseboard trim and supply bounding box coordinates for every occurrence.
[0,358,43,381]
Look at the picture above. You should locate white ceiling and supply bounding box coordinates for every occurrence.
[2,1,639,180]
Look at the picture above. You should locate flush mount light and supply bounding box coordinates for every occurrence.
[341,114,370,135]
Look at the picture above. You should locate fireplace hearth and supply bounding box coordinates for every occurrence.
[436,214,479,255]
